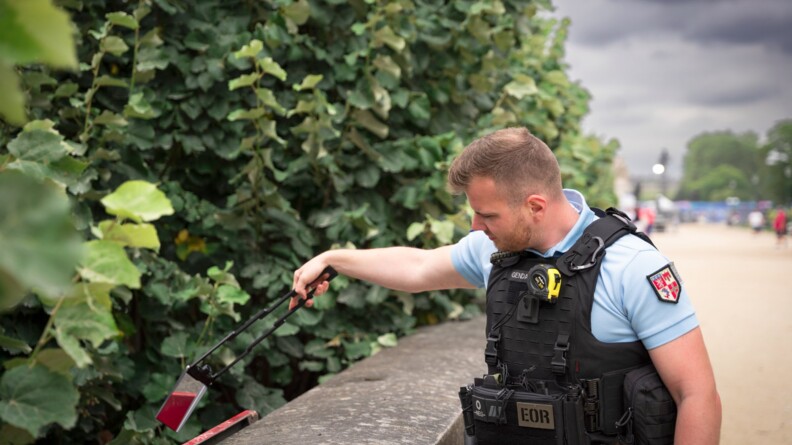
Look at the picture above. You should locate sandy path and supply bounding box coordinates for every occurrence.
[649,223,792,444]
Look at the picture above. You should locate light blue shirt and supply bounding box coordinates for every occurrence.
[451,190,698,350]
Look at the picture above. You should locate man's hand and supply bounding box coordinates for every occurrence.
[290,256,332,310]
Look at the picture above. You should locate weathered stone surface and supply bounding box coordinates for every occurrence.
[224,316,486,445]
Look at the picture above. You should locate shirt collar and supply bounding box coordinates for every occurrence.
[526,189,595,258]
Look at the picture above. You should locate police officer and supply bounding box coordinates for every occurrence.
[291,127,721,444]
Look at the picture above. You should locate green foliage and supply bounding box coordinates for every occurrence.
[760,119,792,205]
[676,125,792,203]
[0,0,77,125]
[0,0,619,443]
[676,131,763,201]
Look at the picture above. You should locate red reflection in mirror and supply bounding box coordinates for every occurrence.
[156,391,197,431]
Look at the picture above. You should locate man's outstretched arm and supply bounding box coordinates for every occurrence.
[290,245,475,308]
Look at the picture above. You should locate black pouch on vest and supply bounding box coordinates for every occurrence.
[470,383,587,445]
[617,365,676,445]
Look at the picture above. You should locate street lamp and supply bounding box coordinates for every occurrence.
[654,149,669,196]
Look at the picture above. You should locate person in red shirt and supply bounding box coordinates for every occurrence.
[773,206,788,248]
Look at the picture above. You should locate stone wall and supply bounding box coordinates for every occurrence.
[224,316,486,445]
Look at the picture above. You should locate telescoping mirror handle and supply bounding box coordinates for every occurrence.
[187,266,338,386]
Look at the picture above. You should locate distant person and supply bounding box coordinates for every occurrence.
[773,207,788,248]
[748,209,764,234]
[637,205,657,235]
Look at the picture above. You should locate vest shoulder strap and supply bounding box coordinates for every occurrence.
[557,207,654,276]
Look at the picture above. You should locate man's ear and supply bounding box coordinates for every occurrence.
[525,194,547,219]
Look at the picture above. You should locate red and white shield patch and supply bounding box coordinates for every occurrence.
[647,263,682,304]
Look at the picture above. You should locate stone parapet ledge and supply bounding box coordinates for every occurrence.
[224,316,486,445]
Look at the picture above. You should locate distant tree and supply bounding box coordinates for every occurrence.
[760,119,792,205]
[687,164,752,201]
[676,131,763,200]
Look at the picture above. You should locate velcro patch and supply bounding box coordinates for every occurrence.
[647,262,682,304]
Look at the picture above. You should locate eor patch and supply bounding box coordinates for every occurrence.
[647,262,682,304]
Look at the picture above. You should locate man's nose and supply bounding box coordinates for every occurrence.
[471,214,485,231]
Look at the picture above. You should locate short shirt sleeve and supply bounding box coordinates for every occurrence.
[450,231,496,289]
[593,236,699,350]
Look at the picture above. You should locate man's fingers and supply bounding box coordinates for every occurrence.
[290,265,333,310]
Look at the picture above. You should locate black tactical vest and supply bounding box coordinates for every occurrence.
[463,209,670,445]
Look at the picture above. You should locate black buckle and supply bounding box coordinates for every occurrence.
[568,236,604,271]
[616,407,634,444]
[607,208,636,232]
[551,334,569,375]
[485,333,500,366]
[583,378,601,432]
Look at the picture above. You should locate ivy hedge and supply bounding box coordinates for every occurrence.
[0,0,619,443]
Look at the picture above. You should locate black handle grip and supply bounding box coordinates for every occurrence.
[307,266,338,292]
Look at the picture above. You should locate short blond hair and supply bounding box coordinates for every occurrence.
[447,127,562,204]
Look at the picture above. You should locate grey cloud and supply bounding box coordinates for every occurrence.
[559,0,792,54]
[682,5,792,53]
[688,83,780,106]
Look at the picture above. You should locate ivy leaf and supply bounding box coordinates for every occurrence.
[377,333,398,347]
[141,373,174,403]
[351,109,388,139]
[406,221,425,241]
[98,221,161,250]
[504,74,538,99]
[0,63,26,126]
[272,322,299,337]
[293,74,323,91]
[228,73,259,91]
[207,261,239,286]
[123,93,158,120]
[0,334,31,354]
[255,88,286,115]
[79,240,141,288]
[101,36,130,56]
[430,219,455,244]
[282,0,311,26]
[34,348,76,379]
[543,70,569,87]
[54,301,121,348]
[0,171,81,308]
[7,129,68,163]
[0,0,78,68]
[0,364,79,437]
[100,180,175,223]
[53,81,79,98]
[160,332,189,358]
[38,281,115,309]
[233,39,263,59]
[258,57,287,81]
[0,423,35,445]
[342,339,371,360]
[106,12,139,30]
[93,110,128,127]
[53,331,92,368]
[373,26,406,52]
[235,379,286,416]
[216,284,250,305]
[407,94,431,122]
[227,108,266,121]
[95,75,128,88]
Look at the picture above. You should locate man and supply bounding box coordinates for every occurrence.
[291,127,721,444]
[773,206,787,248]
[748,208,764,234]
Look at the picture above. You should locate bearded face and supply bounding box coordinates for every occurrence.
[467,177,538,252]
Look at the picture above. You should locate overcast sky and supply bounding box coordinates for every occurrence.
[548,0,792,180]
